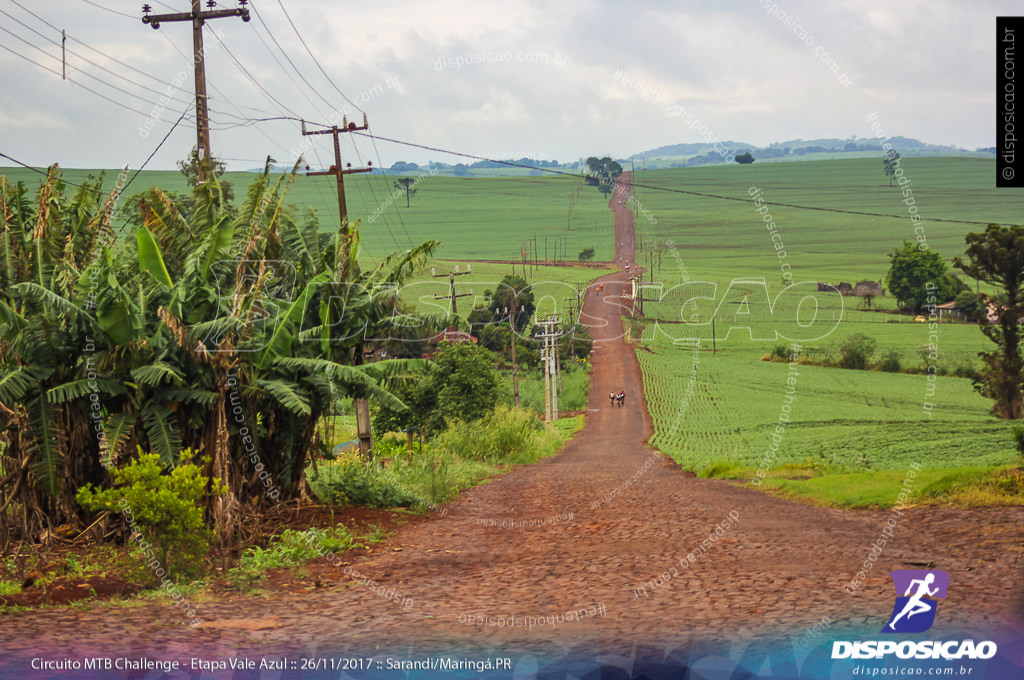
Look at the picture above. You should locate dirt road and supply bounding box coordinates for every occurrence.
[1,173,1021,666]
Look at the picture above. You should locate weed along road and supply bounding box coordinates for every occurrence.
[1,178,1021,667]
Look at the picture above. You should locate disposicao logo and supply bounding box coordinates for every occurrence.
[881,569,948,634]
[831,570,998,661]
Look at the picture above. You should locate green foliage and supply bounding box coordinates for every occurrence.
[434,405,546,462]
[177,147,234,203]
[486,274,536,332]
[734,152,755,165]
[878,349,902,373]
[418,342,504,432]
[883,150,901,186]
[837,333,877,370]
[0,579,21,596]
[578,247,595,263]
[230,525,356,584]
[394,178,417,207]
[309,459,418,508]
[584,156,623,194]
[0,163,437,540]
[954,224,1024,419]
[953,290,982,319]
[885,241,959,312]
[75,450,219,579]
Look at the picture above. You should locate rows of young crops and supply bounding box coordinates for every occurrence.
[635,333,1018,473]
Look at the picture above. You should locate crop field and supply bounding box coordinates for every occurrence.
[0,166,613,263]
[394,260,609,319]
[629,156,1020,477]
[629,156,1014,287]
[637,335,1017,474]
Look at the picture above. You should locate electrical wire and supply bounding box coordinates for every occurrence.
[262,0,365,114]
[0,41,163,118]
[79,0,135,20]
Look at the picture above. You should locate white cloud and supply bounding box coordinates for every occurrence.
[0,0,1014,169]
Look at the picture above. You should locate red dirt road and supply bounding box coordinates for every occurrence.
[1,173,1022,664]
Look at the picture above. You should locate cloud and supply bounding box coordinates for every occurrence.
[0,0,1014,169]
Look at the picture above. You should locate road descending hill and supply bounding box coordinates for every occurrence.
[0,173,1020,672]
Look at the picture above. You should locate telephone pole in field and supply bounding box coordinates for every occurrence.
[142,0,251,184]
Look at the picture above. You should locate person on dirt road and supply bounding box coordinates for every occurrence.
[609,392,616,407]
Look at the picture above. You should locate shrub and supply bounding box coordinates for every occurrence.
[838,334,877,370]
[76,450,219,580]
[878,350,901,373]
[309,459,418,508]
[435,405,545,463]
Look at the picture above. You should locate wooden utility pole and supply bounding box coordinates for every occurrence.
[142,0,251,184]
[302,116,373,229]
[431,265,472,316]
[301,116,373,458]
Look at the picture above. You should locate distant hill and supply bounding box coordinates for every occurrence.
[627,135,991,169]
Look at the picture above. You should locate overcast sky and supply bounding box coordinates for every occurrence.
[0,0,1010,171]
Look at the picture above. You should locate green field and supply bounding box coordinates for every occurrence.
[637,335,1015,472]
[0,166,613,263]
[628,156,1021,499]
[6,157,1021,495]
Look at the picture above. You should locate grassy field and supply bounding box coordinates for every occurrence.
[7,156,1021,510]
[627,156,1022,507]
[629,156,1014,286]
[0,166,613,263]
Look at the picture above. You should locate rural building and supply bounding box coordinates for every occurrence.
[853,280,883,297]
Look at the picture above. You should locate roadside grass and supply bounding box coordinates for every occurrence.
[701,462,1024,509]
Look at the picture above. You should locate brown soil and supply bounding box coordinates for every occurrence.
[1,172,1021,663]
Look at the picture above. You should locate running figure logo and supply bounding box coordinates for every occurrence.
[881,570,949,634]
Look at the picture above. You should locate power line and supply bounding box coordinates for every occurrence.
[241,0,339,116]
[0,106,188,209]
[242,4,331,121]
[263,0,365,114]
[79,0,135,20]
[0,18,200,114]
[216,35,304,120]
[0,40,174,119]
[354,133,1006,227]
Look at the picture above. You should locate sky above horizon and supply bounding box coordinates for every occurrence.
[0,0,1011,171]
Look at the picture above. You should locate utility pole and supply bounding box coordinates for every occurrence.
[535,317,560,423]
[142,0,251,184]
[302,116,373,230]
[431,265,472,316]
[301,116,373,459]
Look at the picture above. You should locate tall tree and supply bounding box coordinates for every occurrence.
[885,241,959,313]
[486,274,536,332]
[883,151,901,187]
[954,224,1024,419]
[394,178,417,207]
